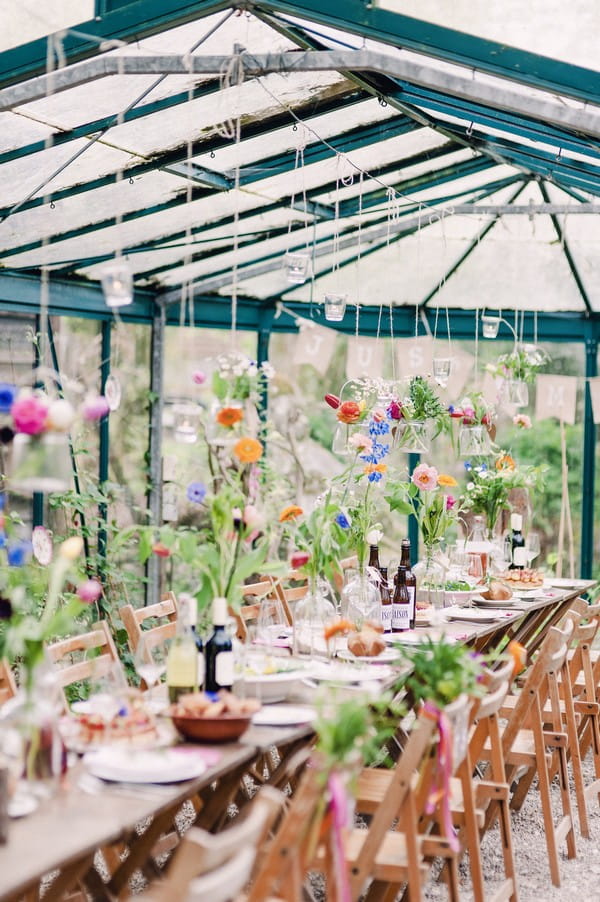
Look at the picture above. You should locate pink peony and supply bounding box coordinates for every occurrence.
[82,395,110,421]
[348,433,373,453]
[445,494,456,510]
[411,463,439,491]
[513,414,532,429]
[192,370,206,385]
[76,579,103,603]
[11,393,48,435]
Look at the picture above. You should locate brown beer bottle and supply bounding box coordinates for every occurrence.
[400,538,417,618]
[379,566,392,634]
[392,565,414,632]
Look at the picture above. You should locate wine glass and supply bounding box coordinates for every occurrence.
[257,596,290,655]
[86,660,128,741]
[525,533,541,567]
[134,635,169,692]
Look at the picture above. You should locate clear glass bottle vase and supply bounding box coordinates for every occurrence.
[340,571,381,629]
[293,579,336,658]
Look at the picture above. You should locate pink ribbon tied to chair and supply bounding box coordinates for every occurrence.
[422,700,460,853]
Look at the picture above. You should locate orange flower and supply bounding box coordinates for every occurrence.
[437,473,458,487]
[216,405,244,427]
[323,619,356,641]
[232,436,263,464]
[363,463,387,476]
[336,400,364,424]
[495,453,516,471]
[507,640,527,676]
[279,504,303,522]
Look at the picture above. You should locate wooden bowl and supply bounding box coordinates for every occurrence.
[170,712,252,743]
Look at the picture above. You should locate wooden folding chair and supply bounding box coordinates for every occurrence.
[483,617,578,887]
[232,577,289,642]
[0,659,16,705]
[45,619,124,705]
[119,591,178,655]
[273,569,310,625]
[142,785,285,902]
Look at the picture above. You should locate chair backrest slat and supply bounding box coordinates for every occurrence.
[119,592,178,655]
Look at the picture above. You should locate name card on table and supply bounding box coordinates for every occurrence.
[346,337,384,381]
[293,321,337,374]
[535,374,578,425]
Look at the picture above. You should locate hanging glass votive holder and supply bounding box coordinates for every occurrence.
[458,423,491,458]
[100,260,133,308]
[104,374,122,412]
[481,315,500,339]
[284,252,311,284]
[432,357,452,388]
[10,433,71,495]
[507,380,529,408]
[324,293,347,322]
[172,403,201,444]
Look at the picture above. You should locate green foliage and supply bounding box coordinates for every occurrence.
[405,376,449,437]
[282,495,351,585]
[392,635,487,709]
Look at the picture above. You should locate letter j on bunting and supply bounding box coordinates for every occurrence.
[293,322,336,375]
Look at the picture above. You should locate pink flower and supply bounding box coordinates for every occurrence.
[291,550,310,569]
[192,370,206,385]
[82,395,110,421]
[445,494,456,510]
[411,463,439,491]
[348,433,373,453]
[461,406,476,424]
[387,400,402,420]
[11,393,48,435]
[76,579,103,603]
[243,505,264,529]
[513,414,532,429]
[372,408,386,423]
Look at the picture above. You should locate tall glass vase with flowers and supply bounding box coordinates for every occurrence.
[203,352,274,446]
[385,464,460,607]
[0,511,95,799]
[279,496,350,657]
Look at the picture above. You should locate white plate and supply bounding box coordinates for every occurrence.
[443,606,504,624]
[252,705,316,726]
[474,596,518,608]
[310,662,394,683]
[71,700,92,715]
[549,578,583,589]
[337,647,400,665]
[8,791,38,818]
[83,747,207,783]
[240,667,309,703]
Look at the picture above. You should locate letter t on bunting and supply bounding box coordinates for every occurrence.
[535,375,578,425]
[346,337,384,381]
[293,321,336,375]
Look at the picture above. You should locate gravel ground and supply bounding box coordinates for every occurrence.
[423,752,600,902]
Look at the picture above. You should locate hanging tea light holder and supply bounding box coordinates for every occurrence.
[101,260,133,308]
[481,313,501,339]
[284,251,311,285]
[104,374,122,411]
[432,357,452,388]
[324,293,347,322]
[172,402,201,444]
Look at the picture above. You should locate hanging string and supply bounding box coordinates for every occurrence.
[474,304,479,388]
[354,171,364,340]
[534,309,539,345]
[331,156,342,290]
[180,52,196,329]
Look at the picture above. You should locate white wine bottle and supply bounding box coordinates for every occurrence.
[166,596,198,703]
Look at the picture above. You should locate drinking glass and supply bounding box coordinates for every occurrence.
[526,533,541,566]
[257,596,290,653]
[134,635,168,691]
[86,660,128,741]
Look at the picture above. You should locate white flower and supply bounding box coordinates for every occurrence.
[467,481,475,491]
[247,364,258,377]
[46,398,76,432]
[261,362,275,379]
[366,528,384,545]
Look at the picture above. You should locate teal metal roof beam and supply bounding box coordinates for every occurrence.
[252,1,600,106]
[539,183,594,315]
[2,51,599,141]
[419,183,527,309]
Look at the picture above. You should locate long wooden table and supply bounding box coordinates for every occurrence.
[0,579,594,901]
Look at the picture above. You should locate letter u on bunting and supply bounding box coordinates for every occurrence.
[395,336,434,379]
[293,321,336,374]
[346,337,384,381]
[535,375,578,425]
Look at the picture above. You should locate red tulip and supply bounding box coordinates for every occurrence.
[324,394,341,410]
[291,550,310,569]
[152,542,171,558]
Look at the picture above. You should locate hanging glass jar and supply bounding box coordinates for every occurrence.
[432,357,452,388]
[293,578,337,658]
[10,433,71,495]
[458,423,491,458]
[506,380,529,408]
[397,420,430,454]
[172,402,202,444]
[284,251,311,284]
[324,293,347,322]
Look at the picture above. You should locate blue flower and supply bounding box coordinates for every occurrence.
[335,512,351,529]
[367,471,384,483]
[368,419,390,437]
[464,461,472,471]
[0,532,6,550]
[0,383,16,415]
[7,542,29,567]
[186,481,207,504]
[0,493,5,511]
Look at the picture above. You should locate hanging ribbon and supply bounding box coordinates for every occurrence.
[327,770,352,902]
[422,701,460,853]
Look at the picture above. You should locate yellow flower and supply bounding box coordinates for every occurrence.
[216,406,244,427]
[438,474,458,487]
[363,463,387,476]
[279,504,303,522]
[232,436,263,464]
[59,536,84,561]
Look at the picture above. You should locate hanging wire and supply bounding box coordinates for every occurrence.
[354,170,363,340]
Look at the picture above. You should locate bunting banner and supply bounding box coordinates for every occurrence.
[345,337,385,381]
[293,321,337,374]
[535,374,578,425]
[394,336,434,379]
[588,377,600,424]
